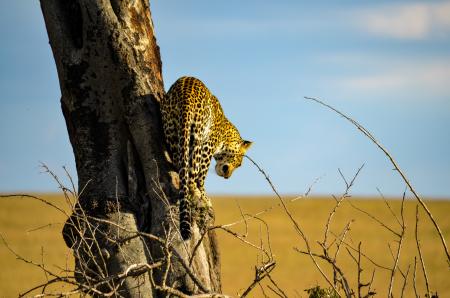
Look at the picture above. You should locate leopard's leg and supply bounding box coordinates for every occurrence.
[187,131,204,209]
[161,113,180,166]
[195,105,214,210]
[194,147,214,233]
[197,150,213,208]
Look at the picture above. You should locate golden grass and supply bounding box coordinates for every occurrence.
[0,194,449,297]
[0,194,74,297]
[214,196,450,297]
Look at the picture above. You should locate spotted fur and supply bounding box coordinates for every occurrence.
[161,77,252,240]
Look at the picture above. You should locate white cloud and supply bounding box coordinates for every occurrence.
[337,61,450,96]
[358,2,450,39]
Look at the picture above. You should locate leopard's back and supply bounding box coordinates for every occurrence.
[161,77,216,168]
[161,76,251,240]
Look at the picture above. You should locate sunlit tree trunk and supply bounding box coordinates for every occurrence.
[40,0,221,296]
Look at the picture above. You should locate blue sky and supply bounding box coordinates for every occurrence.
[1,1,449,197]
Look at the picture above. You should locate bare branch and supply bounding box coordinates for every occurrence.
[334,221,353,261]
[376,187,402,228]
[365,270,376,298]
[240,261,276,298]
[172,248,211,294]
[348,195,398,238]
[400,264,411,298]
[357,242,362,298]
[323,165,364,247]
[305,96,450,263]
[413,258,419,298]
[246,155,341,296]
[296,248,352,298]
[0,194,68,217]
[265,273,288,298]
[415,206,431,297]
[332,235,391,271]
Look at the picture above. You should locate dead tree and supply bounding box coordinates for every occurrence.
[40,1,221,296]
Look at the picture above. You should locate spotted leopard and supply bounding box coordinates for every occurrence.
[161,76,252,240]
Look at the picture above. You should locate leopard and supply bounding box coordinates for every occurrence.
[160,76,252,240]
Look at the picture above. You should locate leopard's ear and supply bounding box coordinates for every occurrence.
[241,140,253,151]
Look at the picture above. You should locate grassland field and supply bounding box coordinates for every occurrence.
[0,194,449,297]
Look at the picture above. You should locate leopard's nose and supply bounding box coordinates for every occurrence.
[222,165,229,175]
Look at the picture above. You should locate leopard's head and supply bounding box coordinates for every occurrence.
[214,140,252,179]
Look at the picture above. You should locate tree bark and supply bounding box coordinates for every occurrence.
[40,1,222,296]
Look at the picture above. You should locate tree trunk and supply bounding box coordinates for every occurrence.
[40,1,222,296]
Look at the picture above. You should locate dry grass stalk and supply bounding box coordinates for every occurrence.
[415,205,431,298]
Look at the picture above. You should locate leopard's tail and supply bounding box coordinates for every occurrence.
[180,194,191,240]
[179,117,193,240]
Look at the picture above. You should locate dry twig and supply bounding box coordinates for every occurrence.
[415,206,431,297]
[240,261,276,298]
[305,96,450,264]
[245,155,341,296]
